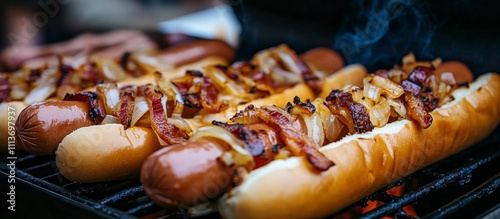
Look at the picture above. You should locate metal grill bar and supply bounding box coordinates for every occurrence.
[358,145,500,219]
[2,132,498,218]
[99,186,145,205]
[422,173,500,218]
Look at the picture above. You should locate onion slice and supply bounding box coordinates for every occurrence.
[96,83,120,115]
[190,126,254,170]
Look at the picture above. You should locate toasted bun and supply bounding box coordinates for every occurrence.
[0,101,27,153]
[186,64,367,129]
[55,124,162,182]
[217,73,500,219]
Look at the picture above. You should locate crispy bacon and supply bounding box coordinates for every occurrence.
[231,105,334,171]
[57,63,73,87]
[403,92,433,128]
[214,121,283,169]
[172,71,219,113]
[64,91,105,124]
[199,77,219,112]
[0,76,10,102]
[296,57,323,94]
[401,79,422,96]
[26,69,42,83]
[80,62,102,82]
[232,61,273,94]
[116,86,136,129]
[139,85,188,144]
[374,69,389,79]
[408,66,431,85]
[212,121,265,156]
[326,90,374,133]
[285,96,316,115]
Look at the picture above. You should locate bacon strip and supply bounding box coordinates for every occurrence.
[285,96,316,115]
[232,61,273,94]
[116,86,136,129]
[403,92,433,128]
[138,85,188,144]
[64,91,106,124]
[401,79,422,96]
[231,105,334,171]
[326,90,374,133]
[408,66,431,84]
[0,76,10,103]
[212,121,265,156]
[297,60,323,94]
[199,77,219,112]
[172,71,219,112]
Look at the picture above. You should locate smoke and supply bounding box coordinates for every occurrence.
[333,0,442,72]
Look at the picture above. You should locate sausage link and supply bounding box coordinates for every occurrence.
[15,100,92,155]
[154,40,235,67]
[141,138,234,209]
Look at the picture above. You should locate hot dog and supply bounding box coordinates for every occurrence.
[15,100,94,155]
[53,45,366,182]
[140,56,500,218]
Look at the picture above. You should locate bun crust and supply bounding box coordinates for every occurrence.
[0,101,27,153]
[55,124,162,182]
[217,73,500,219]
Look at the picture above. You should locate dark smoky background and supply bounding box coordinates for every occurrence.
[233,0,500,76]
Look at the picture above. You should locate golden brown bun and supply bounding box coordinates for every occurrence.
[55,124,162,182]
[186,64,367,129]
[217,73,500,219]
[0,101,27,153]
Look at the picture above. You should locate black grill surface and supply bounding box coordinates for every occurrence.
[1,126,499,219]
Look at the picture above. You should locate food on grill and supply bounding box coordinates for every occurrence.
[140,55,500,218]
[50,45,366,182]
[1,35,233,153]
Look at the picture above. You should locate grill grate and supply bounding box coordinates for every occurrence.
[1,129,499,219]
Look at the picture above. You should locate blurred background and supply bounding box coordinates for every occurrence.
[1,0,499,74]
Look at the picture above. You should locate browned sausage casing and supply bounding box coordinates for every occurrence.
[141,138,234,209]
[15,101,92,155]
[140,123,290,209]
[154,40,235,67]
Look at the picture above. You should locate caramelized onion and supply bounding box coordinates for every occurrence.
[95,58,129,81]
[24,68,58,104]
[190,126,254,170]
[101,114,120,125]
[299,113,325,146]
[369,97,391,127]
[363,83,382,102]
[96,83,120,115]
[312,99,342,143]
[24,83,56,105]
[370,75,405,99]
[154,71,185,117]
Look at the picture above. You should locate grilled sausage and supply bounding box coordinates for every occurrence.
[15,101,92,155]
[141,138,234,209]
[141,122,293,209]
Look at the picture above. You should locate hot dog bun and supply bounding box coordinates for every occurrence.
[217,73,500,219]
[55,63,367,182]
[55,124,162,182]
[0,101,26,153]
